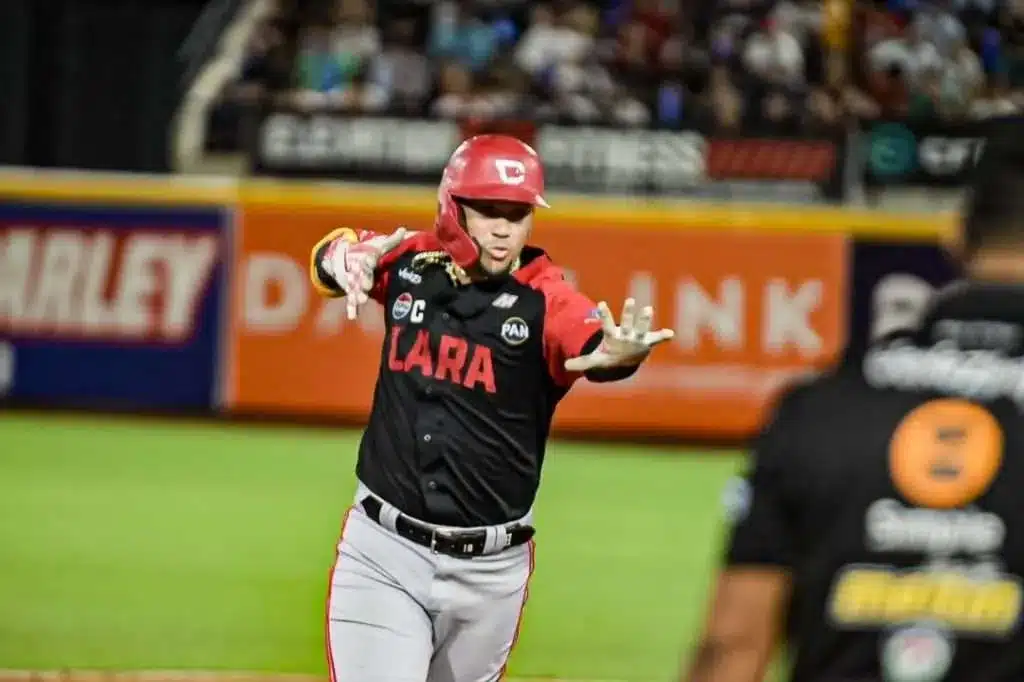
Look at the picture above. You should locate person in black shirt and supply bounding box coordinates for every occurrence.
[681,118,1024,682]
[311,134,674,682]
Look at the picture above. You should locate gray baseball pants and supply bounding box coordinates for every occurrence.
[325,482,536,682]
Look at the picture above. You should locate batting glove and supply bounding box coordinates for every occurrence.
[323,227,409,320]
[564,298,675,372]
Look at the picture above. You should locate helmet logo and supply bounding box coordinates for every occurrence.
[495,159,527,186]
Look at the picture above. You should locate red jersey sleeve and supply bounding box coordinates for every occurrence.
[309,228,438,303]
[537,271,603,387]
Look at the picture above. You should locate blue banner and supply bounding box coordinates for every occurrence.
[0,202,228,410]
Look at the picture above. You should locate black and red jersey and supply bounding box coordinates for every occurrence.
[312,228,625,527]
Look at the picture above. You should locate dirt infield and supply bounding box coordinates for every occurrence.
[0,672,626,682]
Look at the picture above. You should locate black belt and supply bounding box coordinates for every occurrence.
[359,496,535,558]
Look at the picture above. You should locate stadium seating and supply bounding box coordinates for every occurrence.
[197,0,1022,160]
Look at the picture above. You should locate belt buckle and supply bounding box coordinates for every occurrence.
[430,528,478,557]
[429,527,450,554]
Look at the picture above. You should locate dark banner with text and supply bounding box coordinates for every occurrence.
[862,119,987,188]
[0,201,228,410]
[250,110,847,203]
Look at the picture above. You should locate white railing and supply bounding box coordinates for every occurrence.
[179,0,244,89]
[170,0,275,173]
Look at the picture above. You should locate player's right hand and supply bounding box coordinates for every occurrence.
[324,227,408,320]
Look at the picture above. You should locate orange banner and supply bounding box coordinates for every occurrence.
[225,200,848,439]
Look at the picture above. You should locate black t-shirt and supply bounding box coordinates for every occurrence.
[723,282,1024,682]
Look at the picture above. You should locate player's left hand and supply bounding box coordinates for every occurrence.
[564,298,675,372]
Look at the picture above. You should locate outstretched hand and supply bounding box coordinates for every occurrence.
[564,298,674,372]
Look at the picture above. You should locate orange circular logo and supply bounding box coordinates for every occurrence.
[889,399,1004,509]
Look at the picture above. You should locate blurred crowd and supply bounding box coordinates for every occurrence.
[206,0,1024,150]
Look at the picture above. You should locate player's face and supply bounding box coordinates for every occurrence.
[460,200,534,275]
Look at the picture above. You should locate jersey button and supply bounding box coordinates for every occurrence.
[423,434,432,443]
[427,480,438,490]
[424,386,433,396]
[442,313,450,321]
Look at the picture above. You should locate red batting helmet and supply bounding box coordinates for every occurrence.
[435,134,548,269]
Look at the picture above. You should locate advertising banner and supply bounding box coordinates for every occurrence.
[862,119,986,188]
[844,241,961,358]
[0,201,227,409]
[251,110,846,203]
[538,125,846,202]
[225,200,849,439]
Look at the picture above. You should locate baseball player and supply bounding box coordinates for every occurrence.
[309,134,674,682]
[680,120,1024,682]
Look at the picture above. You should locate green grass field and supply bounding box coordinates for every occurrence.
[0,413,744,682]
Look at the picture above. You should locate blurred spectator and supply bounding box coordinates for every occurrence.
[1000,0,1024,86]
[702,65,745,131]
[775,1,827,83]
[659,21,709,78]
[330,0,381,65]
[656,79,689,126]
[336,62,389,112]
[907,65,943,119]
[607,0,677,79]
[868,63,911,117]
[707,19,741,65]
[428,0,499,72]
[515,5,594,77]
[804,87,843,132]
[481,64,533,117]
[970,72,1021,117]
[655,21,705,126]
[979,26,1002,75]
[912,0,967,58]
[775,0,824,44]
[610,85,652,125]
[941,33,985,109]
[860,2,903,46]
[369,18,432,113]
[616,19,652,69]
[867,22,942,88]
[841,81,883,120]
[293,22,349,105]
[546,49,615,122]
[743,17,806,87]
[432,61,476,118]
[628,0,677,57]
[759,88,802,133]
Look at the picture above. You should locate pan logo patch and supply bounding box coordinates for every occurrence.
[500,317,529,346]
